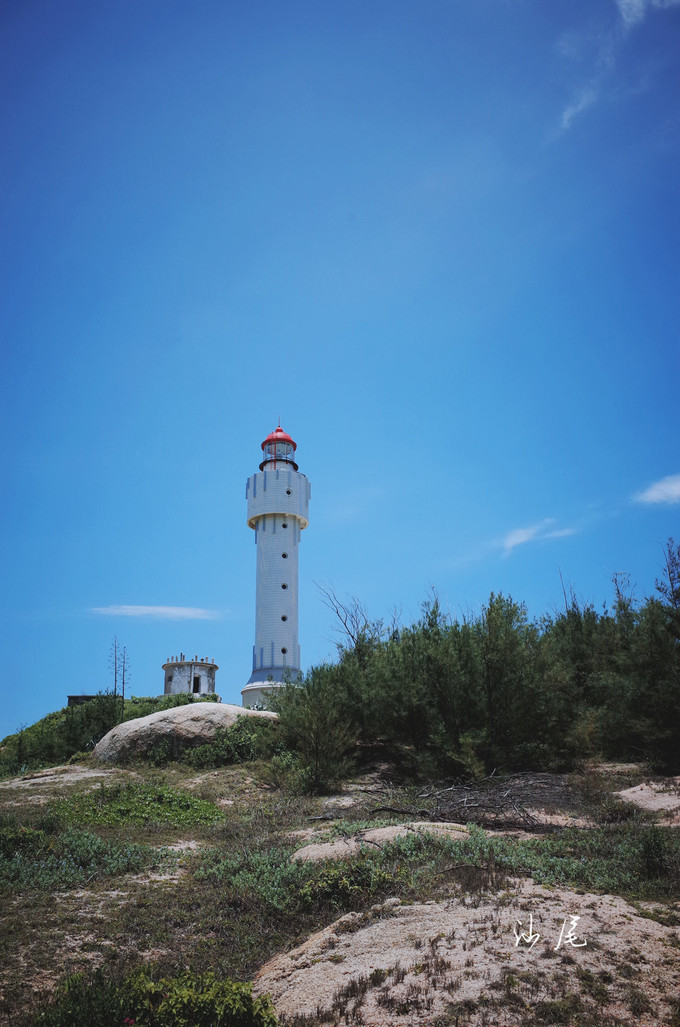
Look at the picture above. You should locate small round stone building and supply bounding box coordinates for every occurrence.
[162,654,218,696]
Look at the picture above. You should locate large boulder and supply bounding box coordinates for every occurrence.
[94,702,276,763]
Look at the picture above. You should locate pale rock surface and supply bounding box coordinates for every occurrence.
[615,777,680,824]
[94,703,276,762]
[255,885,680,1025]
[291,822,469,862]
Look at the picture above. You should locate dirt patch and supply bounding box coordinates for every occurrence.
[615,779,680,824]
[255,885,680,1025]
[522,810,593,830]
[164,839,201,852]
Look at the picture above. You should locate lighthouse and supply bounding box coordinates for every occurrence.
[242,426,311,707]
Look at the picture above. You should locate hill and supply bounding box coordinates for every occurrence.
[0,750,678,1026]
[0,693,221,778]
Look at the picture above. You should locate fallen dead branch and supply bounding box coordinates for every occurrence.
[369,777,547,831]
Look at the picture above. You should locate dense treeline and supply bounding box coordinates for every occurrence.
[3,543,678,792]
[274,539,680,788]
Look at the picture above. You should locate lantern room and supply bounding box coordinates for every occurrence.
[259,425,299,471]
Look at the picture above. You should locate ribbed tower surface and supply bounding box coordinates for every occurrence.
[242,426,310,707]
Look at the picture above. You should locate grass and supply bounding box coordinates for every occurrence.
[47,781,226,828]
[1,756,678,1025]
[0,816,176,894]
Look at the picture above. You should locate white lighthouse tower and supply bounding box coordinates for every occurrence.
[242,426,311,707]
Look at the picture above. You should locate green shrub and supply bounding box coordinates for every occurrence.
[0,821,49,859]
[196,845,310,913]
[299,855,396,907]
[637,826,671,879]
[182,717,277,769]
[48,782,224,828]
[257,750,300,790]
[33,967,277,1026]
[270,668,358,793]
[147,739,172,766]
[441,822,680,899]
[0,826,168,893]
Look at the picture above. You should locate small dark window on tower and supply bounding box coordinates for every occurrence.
[281,583,288,589]
[282,552,288,559]
[281,615,288,621]
[281,647,287,654]
[193,676,201,694]
[286,489,292,495]
[282,522,287,528]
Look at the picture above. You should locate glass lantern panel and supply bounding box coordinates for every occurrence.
[276,442,293,460]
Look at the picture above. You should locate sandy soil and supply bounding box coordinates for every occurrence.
[255,884,680,1026]
[615,778,680,825]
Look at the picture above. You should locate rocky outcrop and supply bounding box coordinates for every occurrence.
[255,886,680,1025]
[94,702,276,763]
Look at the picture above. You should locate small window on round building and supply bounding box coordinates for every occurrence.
[281,615,288,621]
[286,489,292,495]
[282,552,288,558]
[282,522,287,528]
[281,583,288,589]
[281,647,288,654]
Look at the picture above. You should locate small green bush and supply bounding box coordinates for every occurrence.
[182,717,277,769]
[196,845,310,913]
[637,826,671,879]
[299,855,396,907]
[33,967,278,1026]
[0,826,168,893]
[48,782,224,828]
[0,821,49,859]
[270,669,358,793]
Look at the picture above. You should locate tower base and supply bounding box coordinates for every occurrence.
[241,668,297,708]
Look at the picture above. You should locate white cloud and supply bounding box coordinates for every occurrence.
[545,527,578,540]
[92,605,221,620]
[634,473,680,505]
[503,522,549,553]
[502,518,576,555]
[618,0,680,28]
[618,0,647,26]
[561,86,598,130]
[503,517,579,558]
[558,0,680,131]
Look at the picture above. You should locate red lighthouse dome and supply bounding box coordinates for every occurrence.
[259,425,299,471]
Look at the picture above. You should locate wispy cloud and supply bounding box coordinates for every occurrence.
[502,518,576,555]
[561,86,599,131]
[633,473,680,505]
[558,0,680,131]
[618,0,680,29]
[92,605,221,620]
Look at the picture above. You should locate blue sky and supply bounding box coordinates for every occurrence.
[1,0,679,739]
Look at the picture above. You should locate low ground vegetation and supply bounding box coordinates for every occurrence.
[1,543,678,1023]
[0,756,678,1025]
